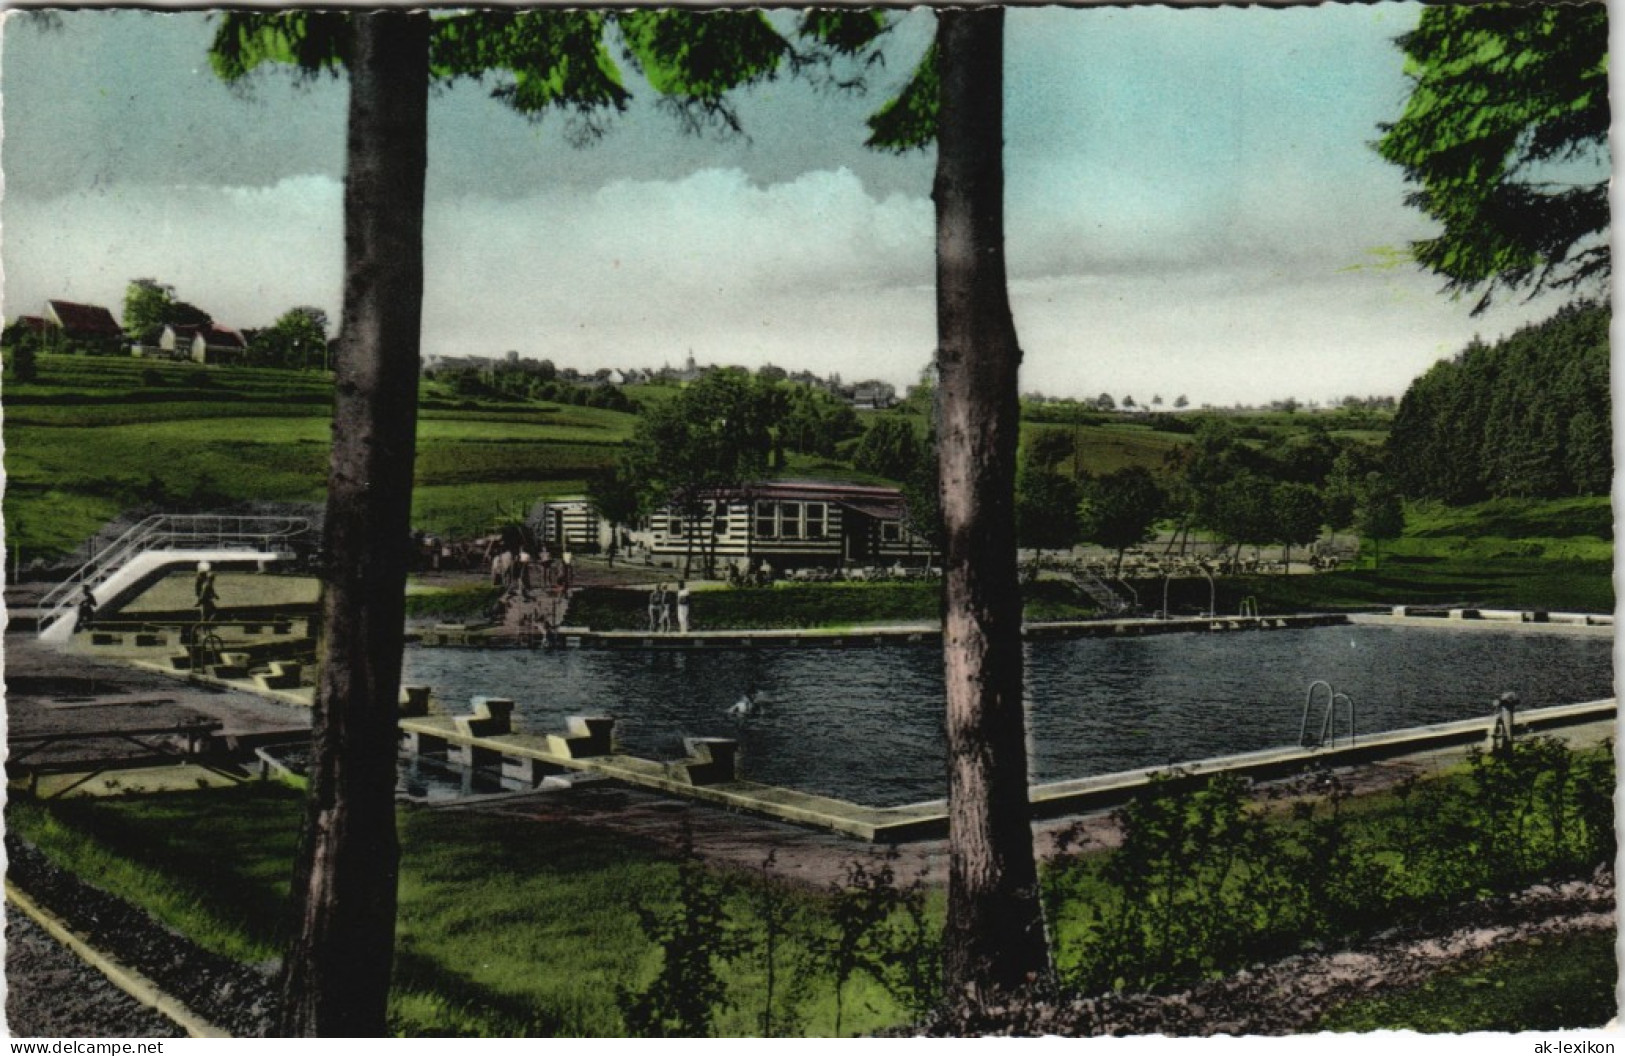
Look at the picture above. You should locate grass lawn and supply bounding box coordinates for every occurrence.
[6,787,907,1038]
[404,581,504,621]
[9,739,1611,1037]
[1150,496,1614,616]
[1207,556,1614,615]
[1021,420,1189,476]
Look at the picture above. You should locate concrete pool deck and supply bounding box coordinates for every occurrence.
[395,696,1616,842]
[418,611,1354,648]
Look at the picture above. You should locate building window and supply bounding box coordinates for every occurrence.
[882,521,902,543]
[755,500,776,540]
[805,502,826,539]
[780,501,802,539]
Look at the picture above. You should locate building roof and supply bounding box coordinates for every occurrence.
[696,480,908,518]
[200,324,247,349]
[171,322,246,349]
[46,300,122,338]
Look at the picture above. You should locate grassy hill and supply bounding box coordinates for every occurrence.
[1218,495,1614,614]
[4,355,636,559]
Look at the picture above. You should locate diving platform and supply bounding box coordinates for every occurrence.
[37,514,313,643]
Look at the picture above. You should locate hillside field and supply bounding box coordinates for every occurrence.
[4,354,1609,619]
[7,356,1209,560]
[4,355,635,558]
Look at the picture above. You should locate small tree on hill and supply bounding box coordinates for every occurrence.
[122,278,211,342]
[1270,481,1323,571]
[852,415,924,482]
[619,369,780,576]
[1079,466,1163,576]
[3,320,42,382]
[251,306,332,369]
[1023,429,1073,475]
[1356,473,1405,572]
[1016,463,1082,568]
[1208,471,1276,569]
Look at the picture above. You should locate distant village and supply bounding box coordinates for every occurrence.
[5,293,1399,416]
[422,351,900,410]
[5,295,902,411]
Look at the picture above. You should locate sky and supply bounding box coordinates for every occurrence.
[0,5,1595,407]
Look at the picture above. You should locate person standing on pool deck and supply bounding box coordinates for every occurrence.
[676,581,692,634]
[1489,690,1521,754]
[649,584,665,633]
[195,561,219,624]
[517,552,533,600]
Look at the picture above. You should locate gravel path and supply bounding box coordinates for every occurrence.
[5,913,184,1039]
[5,836,278,1038]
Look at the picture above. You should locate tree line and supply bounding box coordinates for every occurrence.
[428,357,640,413]
[1012,417,1404,574]
[1387,301,1610,504]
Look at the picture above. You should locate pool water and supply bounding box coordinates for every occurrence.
[402,625,1613,808]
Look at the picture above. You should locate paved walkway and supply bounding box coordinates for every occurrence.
[5,632,309,772]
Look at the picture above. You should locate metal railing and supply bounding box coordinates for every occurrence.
[38,514,313,634]
[1299,679,1357,749]
[1072,570,1132,616]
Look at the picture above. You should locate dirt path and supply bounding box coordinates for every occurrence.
[433,754,1446,892]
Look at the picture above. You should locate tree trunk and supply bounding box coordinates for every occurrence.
[277,12,429,1037]
[933,8,1052,1012]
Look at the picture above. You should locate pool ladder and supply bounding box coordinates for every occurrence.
[1299,680,1357,749]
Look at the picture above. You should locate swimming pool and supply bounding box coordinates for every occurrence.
[402,624,1613,807]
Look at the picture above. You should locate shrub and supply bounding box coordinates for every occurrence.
[618,833,741,1037]
[1053,739,1615,997]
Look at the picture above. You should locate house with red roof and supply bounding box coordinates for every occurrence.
[141,322,250,364]
[43,299,124,354]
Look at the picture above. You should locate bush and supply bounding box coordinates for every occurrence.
[618,833,742,1037]
[1050,739,1615,996]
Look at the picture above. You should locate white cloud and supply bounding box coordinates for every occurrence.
[3,163,1558,405]
[3,175,346,327]
[419,167,937,371]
